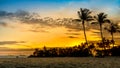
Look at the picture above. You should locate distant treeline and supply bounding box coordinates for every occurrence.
[28,39,120,58]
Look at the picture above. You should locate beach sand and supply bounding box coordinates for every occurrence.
[0,57,120,68]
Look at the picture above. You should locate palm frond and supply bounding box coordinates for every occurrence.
[105,22,120,33]
[104,19,110,23]
[95,12,109,24]
[78,8,93,21]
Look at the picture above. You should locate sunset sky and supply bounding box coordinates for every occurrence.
[0,0,120,56]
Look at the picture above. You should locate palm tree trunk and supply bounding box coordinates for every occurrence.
[82,20,88,46]
[111,32,114,47]
[100,24,104,41]
[100,24,106,55]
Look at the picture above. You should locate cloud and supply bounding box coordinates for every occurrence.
[65,33,80,35]
[68,36,78,38]
[90,29,100,34]
[0,22,8,27]
[66,32,80,39]
[92,32,100,34]
[0,47,33,51]
[0,10,119,37]
[0,10,29,17]
[0,11,13,17]
[0,10,84,31]
[0,41,26,45]
[28,29,49,32]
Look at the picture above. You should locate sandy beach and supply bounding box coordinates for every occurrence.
[0,57,120,68]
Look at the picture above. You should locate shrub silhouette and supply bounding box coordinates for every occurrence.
[28,40,113,57]
[28,38,120,57]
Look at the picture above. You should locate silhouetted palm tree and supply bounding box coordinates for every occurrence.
[94,13,110,55]
[105,22,120,47]
[77,8,93,45]
[94,13,110,42]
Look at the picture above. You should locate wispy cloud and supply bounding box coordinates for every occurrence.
[0,10,119,39]
[0,10,83,31]
[0,22,8,27]
[28,29,49,33]
[0,46,33,51]
[0,11,13,17]
[68,36,79,38]
[65,33,80,35]
[0,41,26,45]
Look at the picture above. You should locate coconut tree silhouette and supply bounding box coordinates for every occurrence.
[77,8,93,46]
[94,13,110,42]
[105,22,120,47]
[94,13,110,55]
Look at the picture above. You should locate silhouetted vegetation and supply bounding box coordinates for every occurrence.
[94,13,110,52]
[29,8,120,58]
[105,22,120,47]
[111,46,120,56]
[29,39,120,57]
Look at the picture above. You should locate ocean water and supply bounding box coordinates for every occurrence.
[0,57,120,68]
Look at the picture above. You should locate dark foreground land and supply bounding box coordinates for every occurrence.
[0,57,120,68]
